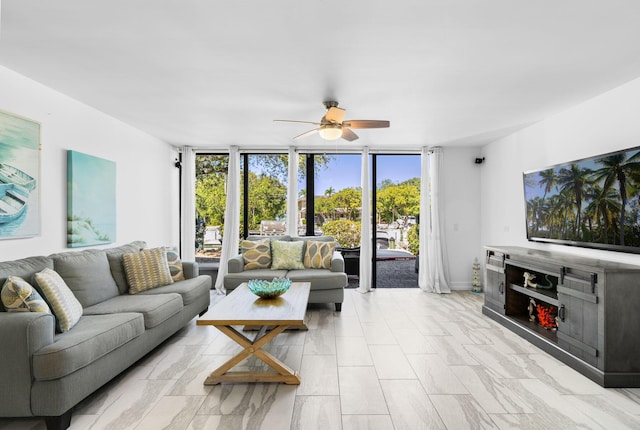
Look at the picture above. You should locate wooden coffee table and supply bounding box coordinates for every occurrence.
[197,281,310,385]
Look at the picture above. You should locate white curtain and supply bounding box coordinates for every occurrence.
[180,146,196,262]
[214,146,240,294]
[418,147,451,293]
[286,146,299,236]
[357,148,372,293]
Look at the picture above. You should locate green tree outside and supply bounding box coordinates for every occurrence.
[322,219,361,248]
[376,182,419,224]
[328,187,362,221]
[243,172,287,231]
[407,224,419,255]
[196,172,227,227]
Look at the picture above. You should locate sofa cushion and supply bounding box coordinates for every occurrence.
[123,248,174,294]
[50,249,120,308]
[241,238,271,270]
[82,293,182,329]
[271,240,305,270]
[165,247,185,281]
[138,277,211,306]
[286,269,348,291]
[224,269,288,291]
[105,241,147,294]
[304,241,336,269]
[1,276,51,313]
[32,313,144,381]
[33,268,84,333]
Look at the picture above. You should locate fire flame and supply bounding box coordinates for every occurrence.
[536,304,557,328]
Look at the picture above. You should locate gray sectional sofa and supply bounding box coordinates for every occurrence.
[0,241,211,430]
[223,235,347,311]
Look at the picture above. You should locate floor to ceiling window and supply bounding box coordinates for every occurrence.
[312,153,362,240]
[192,151,420,288]
[240,154,289,237]
[194,154,229,263]
[306,153,362,282]
[195,152,298,260]
[372,154,421,288]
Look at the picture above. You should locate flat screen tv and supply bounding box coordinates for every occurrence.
[523,146,640,253]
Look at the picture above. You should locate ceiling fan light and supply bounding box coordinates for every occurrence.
[318,125,342,141]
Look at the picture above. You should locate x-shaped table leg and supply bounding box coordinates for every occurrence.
[204,324,300,385]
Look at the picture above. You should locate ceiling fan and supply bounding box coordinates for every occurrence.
[275,101,390,141]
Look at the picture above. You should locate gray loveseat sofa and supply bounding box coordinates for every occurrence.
[0,241,211,430]
[223,235,347,311]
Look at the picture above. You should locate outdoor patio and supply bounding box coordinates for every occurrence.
[347,258,418,289]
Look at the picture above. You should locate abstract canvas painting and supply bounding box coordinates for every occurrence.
[67,150,116,247]
[0,110,41,239]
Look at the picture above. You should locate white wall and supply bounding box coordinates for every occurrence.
[0,66,180,261]
[442,147,483,289]
[480,76,640,265]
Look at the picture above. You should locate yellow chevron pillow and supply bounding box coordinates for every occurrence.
[123,248,174,294]
[304,241,336,269]
[33,268,83,333]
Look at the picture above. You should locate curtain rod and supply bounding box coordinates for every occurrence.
[179,147,423,155]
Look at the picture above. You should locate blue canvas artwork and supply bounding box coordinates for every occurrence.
[67,150,116,247]
[0,110,41,239]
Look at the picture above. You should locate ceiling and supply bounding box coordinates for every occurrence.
[2,1,640,151]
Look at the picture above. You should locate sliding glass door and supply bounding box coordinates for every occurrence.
[373,154,421,288]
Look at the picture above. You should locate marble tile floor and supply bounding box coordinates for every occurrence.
[2,289,640,430]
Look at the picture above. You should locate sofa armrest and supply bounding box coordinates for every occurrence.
[330,251,345,273]
[0,312,55,416]
[182,261,199,279]
[228,255,245,273]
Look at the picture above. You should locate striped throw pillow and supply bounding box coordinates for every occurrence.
[123,248,174,294]
[304,241,336,269]
[1,276,51,313]
[241,239,271,270]
[33,268,83,332]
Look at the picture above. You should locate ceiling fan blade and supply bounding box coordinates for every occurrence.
[274,119,321,125]
[343,120,390,129]
[325,107,346,124]
[341,128,359,141]
[293,128,320,140]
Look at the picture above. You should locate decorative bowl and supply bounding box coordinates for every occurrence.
[247,278,291,299]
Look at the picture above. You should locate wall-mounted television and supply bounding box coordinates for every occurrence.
[523,146,640,253]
